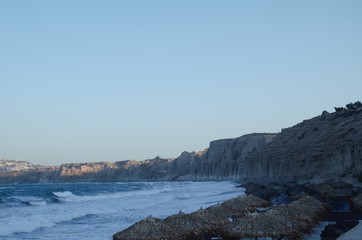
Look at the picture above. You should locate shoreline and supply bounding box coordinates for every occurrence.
[115,180,362,240]
[112,180,362,239]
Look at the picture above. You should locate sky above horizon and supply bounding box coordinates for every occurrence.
[1,1,361,165]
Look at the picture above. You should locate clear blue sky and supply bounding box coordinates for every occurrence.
[1,1,361,165]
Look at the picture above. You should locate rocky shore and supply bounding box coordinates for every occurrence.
[112,180,362,240]
[239,180,362,239]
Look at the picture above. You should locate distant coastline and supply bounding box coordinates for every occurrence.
[1,103,362,186]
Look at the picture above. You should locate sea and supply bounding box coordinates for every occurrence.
[0,181,244,240]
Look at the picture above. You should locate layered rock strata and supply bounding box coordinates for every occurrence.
[1,108,361,184]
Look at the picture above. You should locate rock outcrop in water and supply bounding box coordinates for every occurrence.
[1,104,362,184]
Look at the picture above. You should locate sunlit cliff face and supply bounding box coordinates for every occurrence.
[59,162,118,176]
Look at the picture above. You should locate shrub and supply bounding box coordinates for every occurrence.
[334,107,345,112]
[346,101,362,110]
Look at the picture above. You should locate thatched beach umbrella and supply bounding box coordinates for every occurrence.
[225,210,302,239]
[164,211,218,239]
[225,196,330,240]
[289,195,330,216]
[206,194,271,221]
[191,208,226,226]
[113,216,183,240]
[281,196,330,226]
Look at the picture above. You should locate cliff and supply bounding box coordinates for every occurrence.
[245,109,362,183]
[0,134,274,183]
[1,105,362,184]
[167,133,276,181]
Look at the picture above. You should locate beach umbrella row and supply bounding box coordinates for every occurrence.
[164,211,219,240]
[206,194,271,221]
[113,216,183,240]
[113,194,270,240]
[113,195,330,240]
[226,196,331,240]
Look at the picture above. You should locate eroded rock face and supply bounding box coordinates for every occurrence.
[1,108,361,184]
[244,109,362,182]
[0,134,275,183]
[167,133,276,181]
[51,162,119,182]
[59,133,274,182]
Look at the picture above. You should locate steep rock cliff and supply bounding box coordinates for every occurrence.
[0,134,275,183]
[245,109,362,182]
[50,162,119,182]
[114,156,174,181]
[167,133,276,181]
[2,106,362,184]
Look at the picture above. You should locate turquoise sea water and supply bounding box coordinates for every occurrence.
[0,181,243,239]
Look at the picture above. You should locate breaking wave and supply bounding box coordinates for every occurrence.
[0,181,243,239]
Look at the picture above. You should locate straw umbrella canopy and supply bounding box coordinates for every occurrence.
[288,195,330,217]
[113,216,183,240]
[206,194,271,221]
[191,208,226,226]
[164,211,218,239]
[273,195,331,232]
[225,196,330,240]
[225,210,303,239]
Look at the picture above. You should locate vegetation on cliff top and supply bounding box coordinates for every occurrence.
[334,101,362,112]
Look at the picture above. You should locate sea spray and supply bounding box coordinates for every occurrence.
[0,181,244,240]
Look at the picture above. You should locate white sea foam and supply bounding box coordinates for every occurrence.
[0,181,244,239]
[53,191,75,198]
[0,199,101,236]
[0,214,56,236]
[53,185,172,203]
[52,191,80,202]
[27,200,48,206]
